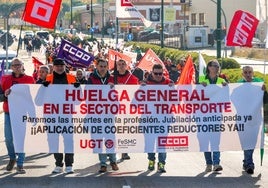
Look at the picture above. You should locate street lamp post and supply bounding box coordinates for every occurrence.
[160,0,164,48]
[91,0,93,39]
[183,3,186,50]
[102,0,104,39]
[70,0,73,26]
[5,17,9,70]
[216,0,221,58]
[210,0,227,57]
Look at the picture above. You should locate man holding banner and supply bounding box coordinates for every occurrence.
[238,66,267,174]
[0,58,35,174]
[45,58,77,174]
[114,59,139,160]
[87,58,119,173]
[145,64,174,173]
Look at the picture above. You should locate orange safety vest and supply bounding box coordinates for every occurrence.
[46,73,76,84]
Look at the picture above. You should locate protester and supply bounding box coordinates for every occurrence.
[177,58,185,74]
[47,64,53,74]
[144,64,174,173]
[199,59,227,172]
[169,64,180,83]
[36,65,49,84]
[164,58,173,72]
[26,41,33,57]
[131,62,144,82]
[87,58,119,173]
[237,66,268,174]
[75,69,87,84]
[45,58,77,174]
[0,58,35,174]
[135,46,143,62]
[114,59,139,160]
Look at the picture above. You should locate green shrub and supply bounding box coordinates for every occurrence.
[218,58,241,69]
[221,69,242,83]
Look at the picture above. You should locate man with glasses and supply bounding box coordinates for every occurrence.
[238,66,267,174]
[114,59,139,160]
[0,58,35,174]
[144,64,173,173]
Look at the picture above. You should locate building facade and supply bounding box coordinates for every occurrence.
[108,0,187,35]
[190,0,266,41]
[107,0,266,40]
[74,0,267,45]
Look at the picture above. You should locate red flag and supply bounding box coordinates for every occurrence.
[108,49,132,70]
[177,55,195,85]
[32,56,44,69]
[136,48,168,76]
[22,0,62,29]
[226,10,259,47]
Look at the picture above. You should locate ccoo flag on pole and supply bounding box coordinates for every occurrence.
[116,0,154,28]
[57,39,94,68]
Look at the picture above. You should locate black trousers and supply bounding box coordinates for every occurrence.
[54,153,74,167]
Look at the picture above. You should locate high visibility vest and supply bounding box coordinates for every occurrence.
[46,73,76,84]
[199,75,225,84]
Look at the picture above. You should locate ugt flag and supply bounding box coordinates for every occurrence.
[22,0,62,29]
[226,10,259,47]
[108,49,132,70]
[57,39,94,68]
[136,48,169,77]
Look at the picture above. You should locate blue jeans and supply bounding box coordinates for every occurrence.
[98,153,116,167]
[4,113,25,166]
[204,151,220,165]
[243,149,254,169]
[147,153,166,164]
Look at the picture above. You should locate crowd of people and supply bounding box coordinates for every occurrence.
[0,37,266,175]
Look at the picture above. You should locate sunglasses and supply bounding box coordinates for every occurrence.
[153,72,163,76]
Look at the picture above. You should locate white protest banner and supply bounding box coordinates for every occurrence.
[8,83,264,153]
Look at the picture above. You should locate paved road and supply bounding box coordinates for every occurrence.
[1,31,268,188]
[0,112,267,188]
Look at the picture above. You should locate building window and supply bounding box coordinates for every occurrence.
[199,13,205,25]
[191,13,196,25]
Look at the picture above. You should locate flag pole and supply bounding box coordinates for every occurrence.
[16,24,23,58]
[116,17,119,49]
[114,55,118,84]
